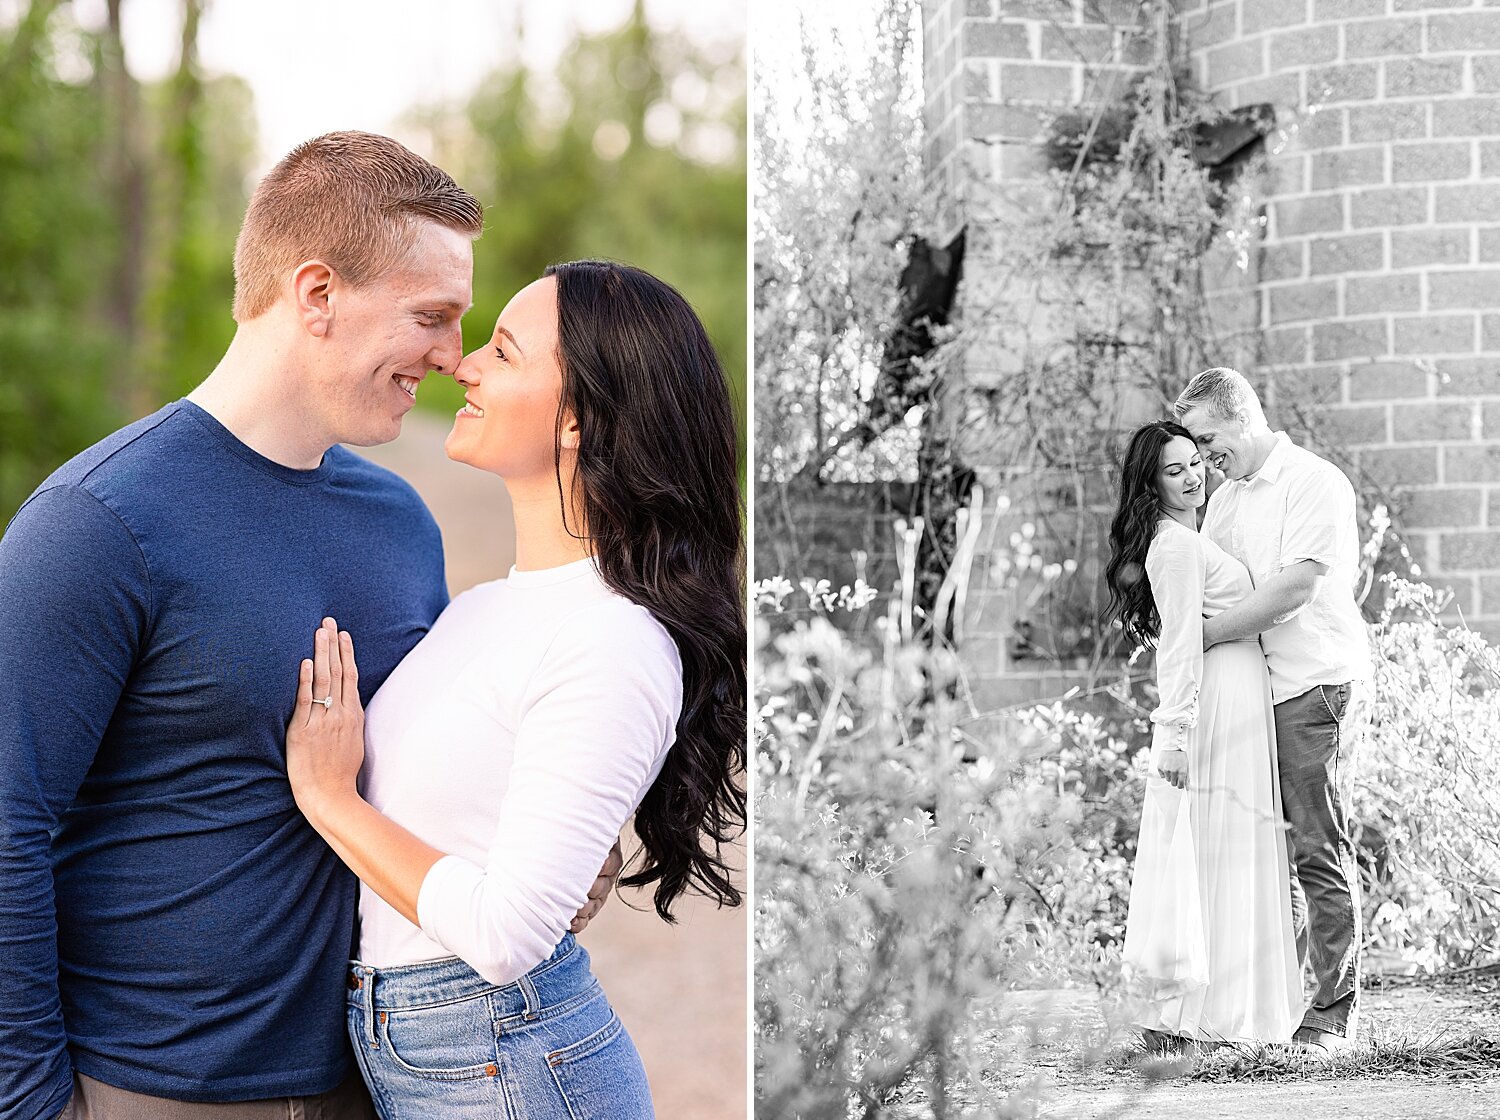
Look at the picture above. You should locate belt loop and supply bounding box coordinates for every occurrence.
[363,966,380,1047]
[518,971,541,1020]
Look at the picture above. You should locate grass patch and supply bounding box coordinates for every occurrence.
[1181,1030,1500,1083]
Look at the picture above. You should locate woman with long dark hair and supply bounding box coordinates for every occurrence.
[1105,420,1297,1048]
[282,260,744,1118]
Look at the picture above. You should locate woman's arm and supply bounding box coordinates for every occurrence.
[285,619,621,934]
[415,603,682,985]
[1144,527,1206,788]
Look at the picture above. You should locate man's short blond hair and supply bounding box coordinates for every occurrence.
[231,131,484,322]
[1173,366,1266,425]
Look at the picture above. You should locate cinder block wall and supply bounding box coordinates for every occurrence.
[752,482,909,631]
[922,0,1500,664]
[921,1,1160,706]
[1179,0,1500,635]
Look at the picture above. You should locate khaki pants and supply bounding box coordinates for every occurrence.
[58,1070,377,1120]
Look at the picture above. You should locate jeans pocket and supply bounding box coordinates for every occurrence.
[1318,682,1349,723]
[382,995,500,1082]
[546,1012,654,1118]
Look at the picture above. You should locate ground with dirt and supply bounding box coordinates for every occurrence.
[980,975,1500,1120]
[362,414,747,1119]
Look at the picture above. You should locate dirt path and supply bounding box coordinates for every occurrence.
[361,414,747,1119]
[1049,1081,1499,1119]
[980,980,1500,1120]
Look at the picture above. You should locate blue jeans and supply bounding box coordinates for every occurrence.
[1274,681,1362,1038]
[345,936,653,1119]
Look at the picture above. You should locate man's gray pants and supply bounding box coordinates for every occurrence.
[58,1070,377,1120]
[1273,680,1362,1038]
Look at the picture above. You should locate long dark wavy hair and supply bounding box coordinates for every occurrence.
[1104,420,1196,647]
[544,259,745,921]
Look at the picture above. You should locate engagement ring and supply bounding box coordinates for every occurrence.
[314,696,333,709]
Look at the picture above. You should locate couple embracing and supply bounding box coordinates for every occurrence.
[1108,368,1371,1051]
[0,132,744,1119]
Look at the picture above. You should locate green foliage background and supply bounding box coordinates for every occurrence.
[0,1,745,524]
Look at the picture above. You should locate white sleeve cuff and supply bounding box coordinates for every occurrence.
[416,855,540,987]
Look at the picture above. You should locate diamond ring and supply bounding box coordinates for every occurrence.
[313,695,333,709]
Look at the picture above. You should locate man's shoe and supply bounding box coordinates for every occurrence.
[1291,1025,1354,1053]
[1141,1027,1187,1054]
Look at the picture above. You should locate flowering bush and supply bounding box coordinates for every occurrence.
[754,588,1144,1116]
[755,555,1500,1116]
[1008,696,1148,981]
[1354,575,1500,971]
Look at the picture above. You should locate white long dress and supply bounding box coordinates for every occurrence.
[1121,518,1300,1043]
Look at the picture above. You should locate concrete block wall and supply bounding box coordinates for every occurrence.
[752,482,908,632]
[924,0,970,235]
[921,0,1500,669]
[1178,0,1500,634]
[933,0,1153,197]
[921,0,1167,702]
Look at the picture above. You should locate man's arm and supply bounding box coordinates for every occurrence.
[0,486,148,1120]
[1202,558,1328,647]
[570,839,624,934]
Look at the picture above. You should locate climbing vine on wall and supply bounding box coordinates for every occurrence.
[937,0,1274,671]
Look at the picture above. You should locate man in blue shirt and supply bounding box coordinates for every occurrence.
[0,132,613,1120]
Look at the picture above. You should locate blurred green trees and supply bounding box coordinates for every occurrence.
[0,0,745,523]
[410,2,747,458]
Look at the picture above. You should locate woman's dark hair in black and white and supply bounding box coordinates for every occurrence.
[1105,419,1197,646]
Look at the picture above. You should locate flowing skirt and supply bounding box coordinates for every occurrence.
[1122,639,1301,1043]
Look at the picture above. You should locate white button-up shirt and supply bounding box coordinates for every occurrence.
[1201,432,1372,704]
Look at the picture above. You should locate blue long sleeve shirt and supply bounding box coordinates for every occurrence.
[0,401,448,1119]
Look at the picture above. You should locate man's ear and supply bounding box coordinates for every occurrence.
[292,260,336,338]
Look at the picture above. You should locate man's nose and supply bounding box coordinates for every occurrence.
[428,324,464,378]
